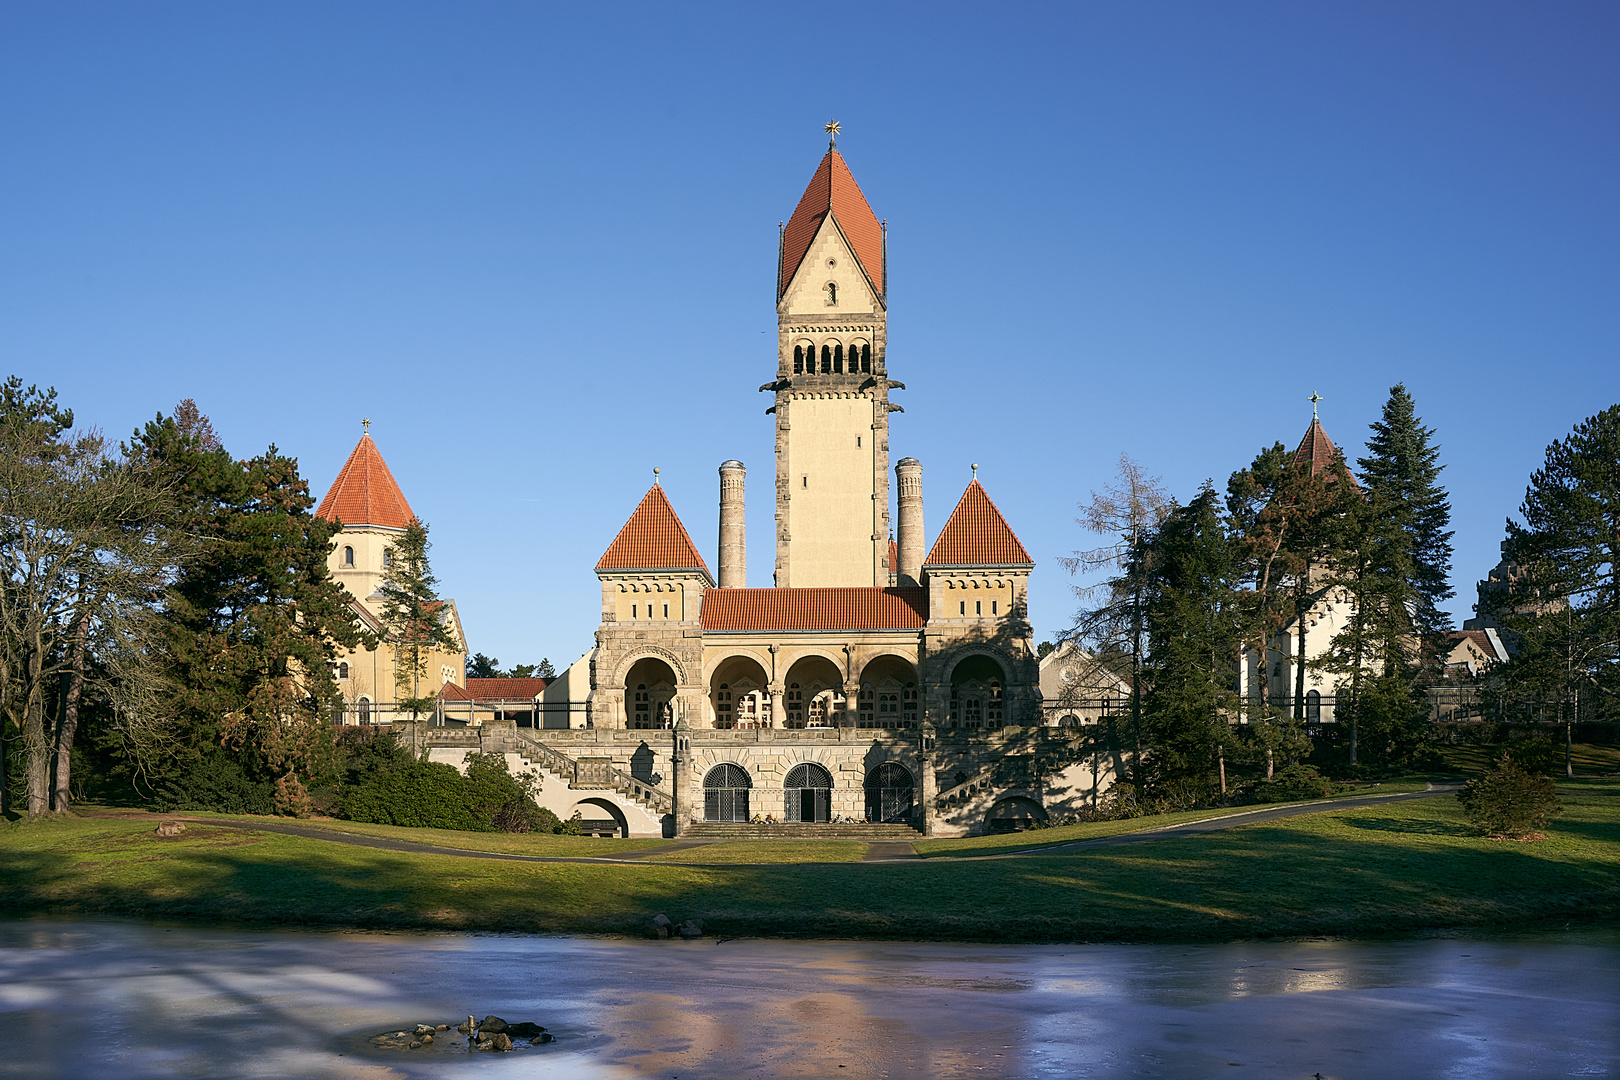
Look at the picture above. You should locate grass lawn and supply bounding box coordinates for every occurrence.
[1435,741,1620,776]
[915,781,1432,859]
[642,840,868,864]
[5,794,1617,942]
[139,812,674,858]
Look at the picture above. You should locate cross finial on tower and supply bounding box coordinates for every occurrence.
[825,118,840,148]
[362,417,371,436]
[1308,391,1323,421]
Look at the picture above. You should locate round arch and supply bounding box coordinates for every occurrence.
[782,654,844,729]
[709,653,771,730]
[569,797,630,838]
[988,796,1048,833]
[852,654,920,729]
[865,762,915,823]
[703,763,751,822]
[948,653,1007,730]
[784,762,833,823]
[611,646,688,687]
[625,656,678,730]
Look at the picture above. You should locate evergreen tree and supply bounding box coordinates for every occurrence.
[1138,485,1241,799]
[1356,384,1455,643]
[466,652,500,679]
[377,518,457,719]
[1493,405,1620,748]
[135,405,368,805]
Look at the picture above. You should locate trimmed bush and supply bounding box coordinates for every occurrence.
[342,761,482,830]
[1253,763,1334,803]
[1458,753,1563,839]
[151,751,276,815]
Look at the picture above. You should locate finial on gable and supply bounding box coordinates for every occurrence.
[1309,391,1323,421]
[653,466,661,485]
[362,417,371,437]
[971,463,979,482]
[825,117,840,149]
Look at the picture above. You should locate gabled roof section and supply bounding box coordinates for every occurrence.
[925,481,1034,567]
[442,677,551,702]
[596,484,713,580]
[779,147,884,300]
[702,587,926,632]
[1293,418,1363,491]
[316,434,415,529]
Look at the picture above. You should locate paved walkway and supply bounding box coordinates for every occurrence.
[145,783,1456,866]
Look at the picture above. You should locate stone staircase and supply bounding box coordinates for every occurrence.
[681,822,922,840]
[511,732,673,818]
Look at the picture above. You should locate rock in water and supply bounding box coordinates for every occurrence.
[490,1033,513,1051]
[457,1016,474,1034]
[480,1015,509,1034]
[505,1022,546,1038]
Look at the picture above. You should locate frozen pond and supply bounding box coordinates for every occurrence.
[0,920,1615,1078]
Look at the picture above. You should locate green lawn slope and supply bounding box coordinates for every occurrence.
[4,793,1616,942]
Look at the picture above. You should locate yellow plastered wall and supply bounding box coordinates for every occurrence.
[785,396,878,587]
[609,580,688,623]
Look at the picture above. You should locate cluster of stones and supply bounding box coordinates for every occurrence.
[369,1015,552,1053]
[647,913,704,939]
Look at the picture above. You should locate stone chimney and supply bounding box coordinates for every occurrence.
[896,457,923,588]
[718,460,746,588]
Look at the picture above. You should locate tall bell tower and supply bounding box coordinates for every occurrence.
[768,124,900,588]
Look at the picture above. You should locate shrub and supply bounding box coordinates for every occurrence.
[1253,763,1334,803]
[1458,753,1563,839]
[342,760,482,830]
[151,751,276,815]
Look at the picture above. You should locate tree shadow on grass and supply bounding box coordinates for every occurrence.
[1334,815,1477,838]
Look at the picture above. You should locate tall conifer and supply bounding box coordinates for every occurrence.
[377,519,458,719]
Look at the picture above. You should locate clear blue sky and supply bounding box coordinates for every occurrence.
[4,2,1617,668]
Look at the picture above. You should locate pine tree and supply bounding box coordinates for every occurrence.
[377,518,458,719]
[1494,405,1620,754]
[1138,485,1241,799]
[1357,384,1455,643]
[136,405,368,802]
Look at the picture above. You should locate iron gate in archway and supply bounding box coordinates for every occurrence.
[865,762,915,823]
[703,763,751,822]
[783,762,832,823]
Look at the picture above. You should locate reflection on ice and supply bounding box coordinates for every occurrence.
[0,920,1614,1079]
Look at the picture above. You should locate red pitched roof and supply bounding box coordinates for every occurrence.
[702,587,926,632]
[779,146,884,300]
[440,677,550,702]
[596,484,712,578]
[316,434,414,529]
[925,481,1033,567]
[1293,419,1362,490]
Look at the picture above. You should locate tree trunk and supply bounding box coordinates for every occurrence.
[25,633,50,816]
[1566,720,1574,779]
[52,617,86,812]
[1266,747,1274,779]
[1294,591,1308,721]
[1350,712,1359,767]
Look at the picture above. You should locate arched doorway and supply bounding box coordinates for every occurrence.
[854,655,920,729]
[703,763,751,822]
[625,657,677,729]
[710,655,771,729]
[865,762,915,823]
[950,655,1007,729]
[783,762,832,823]
[783,655,844,729]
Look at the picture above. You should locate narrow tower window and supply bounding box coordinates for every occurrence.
[794,345,804,374]
[833,344,843,373]
[821,345,831,373]
[861,344,871,372]
[825,281,837,305]
[342,546,354,567]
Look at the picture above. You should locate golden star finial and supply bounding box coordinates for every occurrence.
[825,118,841,147]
